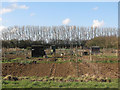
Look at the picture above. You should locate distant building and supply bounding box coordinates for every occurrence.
[91,46,100,54]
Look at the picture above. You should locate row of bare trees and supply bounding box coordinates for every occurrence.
[2,26,118,45]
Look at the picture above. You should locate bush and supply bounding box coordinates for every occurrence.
[85,36,118,49]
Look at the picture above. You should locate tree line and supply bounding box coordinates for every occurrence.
[2,36,118,49]
[2,26,118,49]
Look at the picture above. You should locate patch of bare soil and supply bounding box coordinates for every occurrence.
[2,62,119,78]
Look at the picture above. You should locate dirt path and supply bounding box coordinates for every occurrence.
[49,63,56,77]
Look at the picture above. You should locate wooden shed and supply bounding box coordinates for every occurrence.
[32,45,46,57]
[91,46,100,54]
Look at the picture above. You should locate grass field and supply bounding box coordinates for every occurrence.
[2,78,118,88]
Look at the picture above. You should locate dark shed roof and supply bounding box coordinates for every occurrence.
[91,46,100,48]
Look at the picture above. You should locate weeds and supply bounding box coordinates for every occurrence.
[2,76,118,88]
[91,60,119,63]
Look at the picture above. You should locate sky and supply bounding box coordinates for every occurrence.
[0,2,118,29]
